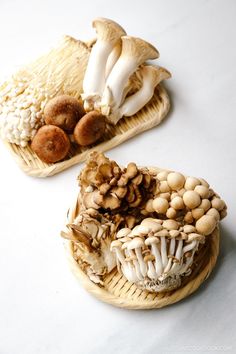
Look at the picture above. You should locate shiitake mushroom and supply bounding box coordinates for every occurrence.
[44,95,85,131]
[31,125,70,163]
[73,111,106,146]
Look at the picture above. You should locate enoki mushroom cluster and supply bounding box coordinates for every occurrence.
[62,152,227,292]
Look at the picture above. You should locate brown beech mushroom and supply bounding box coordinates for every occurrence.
[73,111,106,146]
[44,95,85,131]
[31,125,70,163]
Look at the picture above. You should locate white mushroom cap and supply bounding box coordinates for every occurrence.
[127,237,145,250]
[130,225,149,237]
[145,236,160,246]
[141,219,163,232]
[116,228,131,238]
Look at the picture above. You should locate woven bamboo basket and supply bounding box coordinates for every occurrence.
[63,167,220,310]
[0,36,170,177]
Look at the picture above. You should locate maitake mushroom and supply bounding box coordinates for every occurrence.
[61,153,227,290]
[81,18,170,124]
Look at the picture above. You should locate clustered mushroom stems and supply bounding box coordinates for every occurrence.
[62,153,227,291]
[81,18,171,124]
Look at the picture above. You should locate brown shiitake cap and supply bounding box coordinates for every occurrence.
[31,125,70,163]
[44,95,85,131]
[74,111,106,146]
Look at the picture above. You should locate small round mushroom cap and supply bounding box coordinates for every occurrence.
[159,181,170,193]
[206,208,220,221]
[145,199,155,212]
[31,125,70,163]
[191,208,205,220]
[183,190,201,209]
[199,199,211,211]
[194,185,210,199]
[116,228,131,238]
[145,236,160,246]
[153,197,169,214]
[184,177,200,190]
[141,219,163,232]
[44,95,85,131]
[184,211,194,223]
[130,225,149,237]
[127,237,145,250]
[170,196,184,210]
[162,219,179,230]
[211,198,225,211]
[157,171,169,181]
[167,172,185,190]
[166,207,177,219]
[196,215,217,235]
[74,111,106,146]
[183,225,196,234]
[187,233,205,242]
[169,230,180,237]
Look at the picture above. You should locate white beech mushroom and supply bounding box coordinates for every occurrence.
[106,65,171,125]
[100,36,159,117]
[82,18,126,111]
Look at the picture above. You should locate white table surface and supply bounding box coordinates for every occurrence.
[0,1,235,353]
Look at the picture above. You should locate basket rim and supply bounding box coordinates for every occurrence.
[65,228,219,310]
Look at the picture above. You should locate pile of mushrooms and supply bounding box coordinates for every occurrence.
[62,152,227,291]
[81,18,171,124]
[111,218,205,292]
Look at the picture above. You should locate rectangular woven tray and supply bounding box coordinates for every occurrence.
[0,36,170,177]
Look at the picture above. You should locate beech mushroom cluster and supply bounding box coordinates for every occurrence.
[81,18,171,124]
[144,171,227,235]
[110,217,205,292]
[62,153,227,289]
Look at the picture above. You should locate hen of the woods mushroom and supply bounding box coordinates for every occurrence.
[61,152,227,292]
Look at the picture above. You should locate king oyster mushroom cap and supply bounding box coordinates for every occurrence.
[82,18,126,110]
[107,65,171,125]
[100,36,159,116]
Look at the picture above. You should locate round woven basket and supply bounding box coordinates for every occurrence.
[64,167,220,310]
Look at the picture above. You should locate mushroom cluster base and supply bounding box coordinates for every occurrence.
[61,153,226,309]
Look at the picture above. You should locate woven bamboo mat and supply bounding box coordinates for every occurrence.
[0,36,170,177]
[63,167,220,310]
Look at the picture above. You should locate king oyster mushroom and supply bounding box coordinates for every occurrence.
[82,18,126,111]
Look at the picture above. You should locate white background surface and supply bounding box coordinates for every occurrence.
[0,1,235,353]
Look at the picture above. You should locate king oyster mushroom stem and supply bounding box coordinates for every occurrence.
[105,41,122,80]
[100,36,159,116]
[107,65,171,125]
[82,18,126,111]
